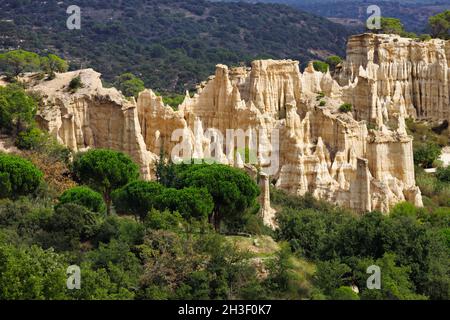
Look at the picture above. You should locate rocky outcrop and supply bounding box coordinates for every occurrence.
[28,33,449,223]
[33,69,155,179]
[337,33,450,125]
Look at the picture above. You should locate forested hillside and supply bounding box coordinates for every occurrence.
[222,0,450,32]
[0,0,351,92]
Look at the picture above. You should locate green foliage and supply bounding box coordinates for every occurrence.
[429,10,450,40]
[312,60,329,73]
[338,103,352,113]
[112,180,164,221]
[144,208,184,231]
[0,243,67,299]
[15,127,46,150]
[0,50,40,77]
[436,166,450,183]
[40,203,99,251]
[0,153,43,199]
[68,76,83,93]
[413,142,441,168]
[72,149,140,215]
[380,17,405,35]
[319,100,326,107]
[331,286,360,300]
[0,0,350,93]
[156,187,214,221]
[325,55,342,70]
[58,186,106,214]
[172,164,260,231]
[0,84,38,135]
[40,54,68,79]
[276,190,450,300]
[358,253,427,300]
[162,93,185,110]
[313,259,351,296]
[113,73,145,98]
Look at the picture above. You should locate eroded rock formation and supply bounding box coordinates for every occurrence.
[28,33,450,224]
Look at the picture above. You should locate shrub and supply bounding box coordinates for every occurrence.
[58,186,106,214]
[325,55,342,70]
[338,103,352,113]
[319,100,326,107]
[312,60,329,73]
[114,73,145,98]
[15,127,46,150]
[414,142,441,168]
[436,166,450,183]
[68,76,83,92]
[0,153,43,199]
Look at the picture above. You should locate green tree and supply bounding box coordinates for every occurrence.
[0,50,41,78]
[173,164,260,231]
[429,10,450,40]
[313,259,352,296]
[312,60,329,73]
[155,187,214,221]
[436,166,450,183]
[325,55,342,70]
[112,180,164,221]
[58,186,106,214]
[0,153,43,199]
[413,142,441,168]
[0,84,38,135]
[0,243,68,299]
[359,253,427,300]
[380,17,405,35]
[41,203,99,251]
[72,149,140,215]
[41,54,69,79]
[331,286,360,300]
[114,73,145,98]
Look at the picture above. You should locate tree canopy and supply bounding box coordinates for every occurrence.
[72,149,140,215]
[172,164,260,231]
[429,10,450,40]
[58,186,106,214]
[0,153,43,199]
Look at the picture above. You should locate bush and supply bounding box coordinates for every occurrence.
[436,166,450,183]
[319,100,326,107]
[312,60,329,73]
[114,73,145,98]
[68,76,83,92]
[414,142,441,168]
[0,84,37,135]
[15,127,46,150]
[58,186,106,214]
[325,55,342,70]
[338,103,352,113]
[0,153,43,199]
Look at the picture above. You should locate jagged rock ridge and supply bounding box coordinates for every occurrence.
[28,34,450,224]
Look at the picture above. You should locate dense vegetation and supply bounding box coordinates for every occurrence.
[0,115,448,299]
[0,0,350,93]
[228,0,450,33]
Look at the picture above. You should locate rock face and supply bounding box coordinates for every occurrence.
[33,69,155,179]
[28,33,450,222]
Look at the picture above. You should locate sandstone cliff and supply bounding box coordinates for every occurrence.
[26,33,450,225]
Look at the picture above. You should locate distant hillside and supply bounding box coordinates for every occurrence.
[220,0,450,33]
[0,0,351,93]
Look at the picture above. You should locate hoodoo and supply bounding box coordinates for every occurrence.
[29,34,450,218]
